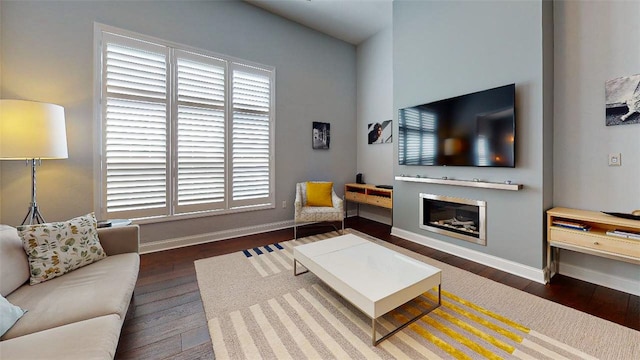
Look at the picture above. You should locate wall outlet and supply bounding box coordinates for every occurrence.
[608,153,621,166]
[282,200,287,208]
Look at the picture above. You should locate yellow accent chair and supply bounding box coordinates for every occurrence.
[294,181,344,239]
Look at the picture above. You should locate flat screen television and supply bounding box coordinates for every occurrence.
[398,84,516,167]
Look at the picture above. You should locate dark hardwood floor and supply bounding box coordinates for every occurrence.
[115,217,640,359]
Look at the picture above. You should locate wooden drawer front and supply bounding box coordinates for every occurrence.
[550,228,640,258]
[345,192,367,203]
[366,195,392,209]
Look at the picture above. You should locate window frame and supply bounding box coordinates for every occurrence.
[93,23,275,223]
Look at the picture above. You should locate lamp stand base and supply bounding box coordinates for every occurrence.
[22,203,46,225]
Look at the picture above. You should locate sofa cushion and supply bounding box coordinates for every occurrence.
[0,314,122,360]
[0,294,25,337]
[0,225,30,297]
[17,213,107,285]
[2,253,139,340]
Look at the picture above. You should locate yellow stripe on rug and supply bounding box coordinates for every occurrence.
[432,307,515,354]
[421,291,591,360]
[391,311,472,360]
[442,290,530,333]
[421,293,523,342]
[404,306,503,360]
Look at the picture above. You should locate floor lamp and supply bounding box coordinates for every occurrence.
[0,100,68,225]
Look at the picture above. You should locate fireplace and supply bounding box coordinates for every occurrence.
[419,193,486,245]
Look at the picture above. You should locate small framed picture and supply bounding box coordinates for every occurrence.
[368,120,392,144]
[605,73,640,126]
[312,122,330,149]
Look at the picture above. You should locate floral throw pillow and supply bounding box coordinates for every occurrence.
[17,213,107,285]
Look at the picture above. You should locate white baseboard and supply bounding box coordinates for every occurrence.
[391,227,546,284]
[140,220,294,254]
[558,263,640,296]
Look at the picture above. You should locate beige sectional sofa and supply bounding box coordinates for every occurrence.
[0,224,140,359]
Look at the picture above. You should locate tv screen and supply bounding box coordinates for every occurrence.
[398,84,515,167]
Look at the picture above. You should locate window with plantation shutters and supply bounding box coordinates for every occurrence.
[96,26,275,221]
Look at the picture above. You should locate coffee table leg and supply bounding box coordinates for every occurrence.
[371,318,377,346]
[372,285,441,346]
[293,259,308,276]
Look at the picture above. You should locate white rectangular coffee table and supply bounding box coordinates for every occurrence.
[293,233,441,346]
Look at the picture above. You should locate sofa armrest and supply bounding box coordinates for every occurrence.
[98,225,139,255]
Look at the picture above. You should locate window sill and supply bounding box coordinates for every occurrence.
[130,203,275,225]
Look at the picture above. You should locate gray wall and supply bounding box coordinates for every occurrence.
[0,0,357,244]
[355,26,394,224]
[392,0,552,269]
[553,1,639,284]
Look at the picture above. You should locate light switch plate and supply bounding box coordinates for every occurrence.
[608,153,621,166]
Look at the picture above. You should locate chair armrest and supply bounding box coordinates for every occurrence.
[294,185,303,213]
[332,192,344,211]
[98,225,140,255]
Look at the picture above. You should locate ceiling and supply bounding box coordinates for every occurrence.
[244,0,392,45]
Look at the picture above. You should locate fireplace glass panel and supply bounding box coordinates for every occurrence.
[419,193,486,245]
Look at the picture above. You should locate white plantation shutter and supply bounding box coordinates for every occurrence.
[97,26,275,220]
[102,33,170,219]
[230,65,274,207]
[175,51,227,213]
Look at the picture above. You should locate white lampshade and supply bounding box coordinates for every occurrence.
[0,100,68,160]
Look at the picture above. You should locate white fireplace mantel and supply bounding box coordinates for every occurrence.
[395,175,523,191]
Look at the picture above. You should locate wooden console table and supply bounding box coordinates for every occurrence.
[546,207,640,281]
[345,183,393,218]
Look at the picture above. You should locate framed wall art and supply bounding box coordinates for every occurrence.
[312,121,330,149]
[368,119,392,144]
[605,73,640,126]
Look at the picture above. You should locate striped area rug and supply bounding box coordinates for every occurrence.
[194,230,639,360]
